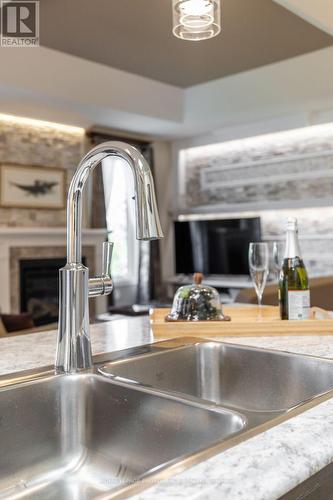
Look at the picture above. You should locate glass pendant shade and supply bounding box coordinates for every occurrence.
[172,0,221,41]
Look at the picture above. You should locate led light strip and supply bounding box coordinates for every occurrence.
[0,113,84,135]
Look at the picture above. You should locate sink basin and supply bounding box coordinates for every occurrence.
[2,338,333,499]
[0,372,244,499]
[99,341,333,417]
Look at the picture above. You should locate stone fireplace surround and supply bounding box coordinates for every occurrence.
[0,227,107,317]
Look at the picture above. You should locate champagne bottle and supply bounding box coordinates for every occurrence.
[279,217,310,320]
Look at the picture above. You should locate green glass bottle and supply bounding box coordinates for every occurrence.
[279,217,310,320]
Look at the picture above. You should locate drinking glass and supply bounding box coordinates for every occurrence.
[272,241,285,279]
[248,242,269,317]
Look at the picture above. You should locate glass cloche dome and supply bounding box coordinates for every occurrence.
[166,273,230,322]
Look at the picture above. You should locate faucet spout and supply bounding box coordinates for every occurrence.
[67,141,163,264]
[55,141,163,374]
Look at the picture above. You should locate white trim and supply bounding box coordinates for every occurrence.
[201,167,333,190]
[173,196,333,217]
[198,149,333,175]
[0,227,106,236]
[199,148,333,190]
[264,235,333,241]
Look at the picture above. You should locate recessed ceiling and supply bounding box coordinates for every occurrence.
[39,0,333,87]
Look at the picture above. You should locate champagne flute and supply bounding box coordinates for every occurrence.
[248,242,269,318]
[272,241,285,280]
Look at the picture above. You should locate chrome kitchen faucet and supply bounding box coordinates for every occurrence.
[55,141,163,373]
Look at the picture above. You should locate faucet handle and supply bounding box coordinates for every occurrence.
[88,241,113,297]
[102,241,113,277]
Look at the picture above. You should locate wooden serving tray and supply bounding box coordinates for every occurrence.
[150,306,333,337]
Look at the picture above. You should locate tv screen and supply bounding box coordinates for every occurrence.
[174,217,261,276]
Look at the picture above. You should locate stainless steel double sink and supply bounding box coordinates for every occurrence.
[1,337,333,499]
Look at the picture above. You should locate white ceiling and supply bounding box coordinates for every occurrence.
[1,45,333,140]
[0,1,333,139]
[273,0,333,36]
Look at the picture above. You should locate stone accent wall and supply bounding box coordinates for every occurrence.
[260,207,333,277]
[181,124,333,209]
[179,124,333,277]
[0,117,84,226]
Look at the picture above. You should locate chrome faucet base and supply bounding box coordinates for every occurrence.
[56,141,163,374]
[56,264,91,373]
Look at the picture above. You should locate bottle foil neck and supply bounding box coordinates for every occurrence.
[284,228,302,259]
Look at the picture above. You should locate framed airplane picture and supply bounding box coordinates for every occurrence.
[0,164,66,209]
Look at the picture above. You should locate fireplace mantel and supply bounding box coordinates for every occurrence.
[0,227,107,313]
[0,226,106,239]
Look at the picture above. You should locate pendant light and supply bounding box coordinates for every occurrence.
[172,0,221,41]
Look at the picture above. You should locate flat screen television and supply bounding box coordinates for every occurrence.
[174,217,261,276]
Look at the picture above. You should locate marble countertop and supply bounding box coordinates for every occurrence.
[2,317,333,499]
[0,316,153,376]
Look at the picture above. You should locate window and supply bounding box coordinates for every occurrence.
[102,157,139,284]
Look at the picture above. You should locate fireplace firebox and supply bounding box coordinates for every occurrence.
[20,257,86,326]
